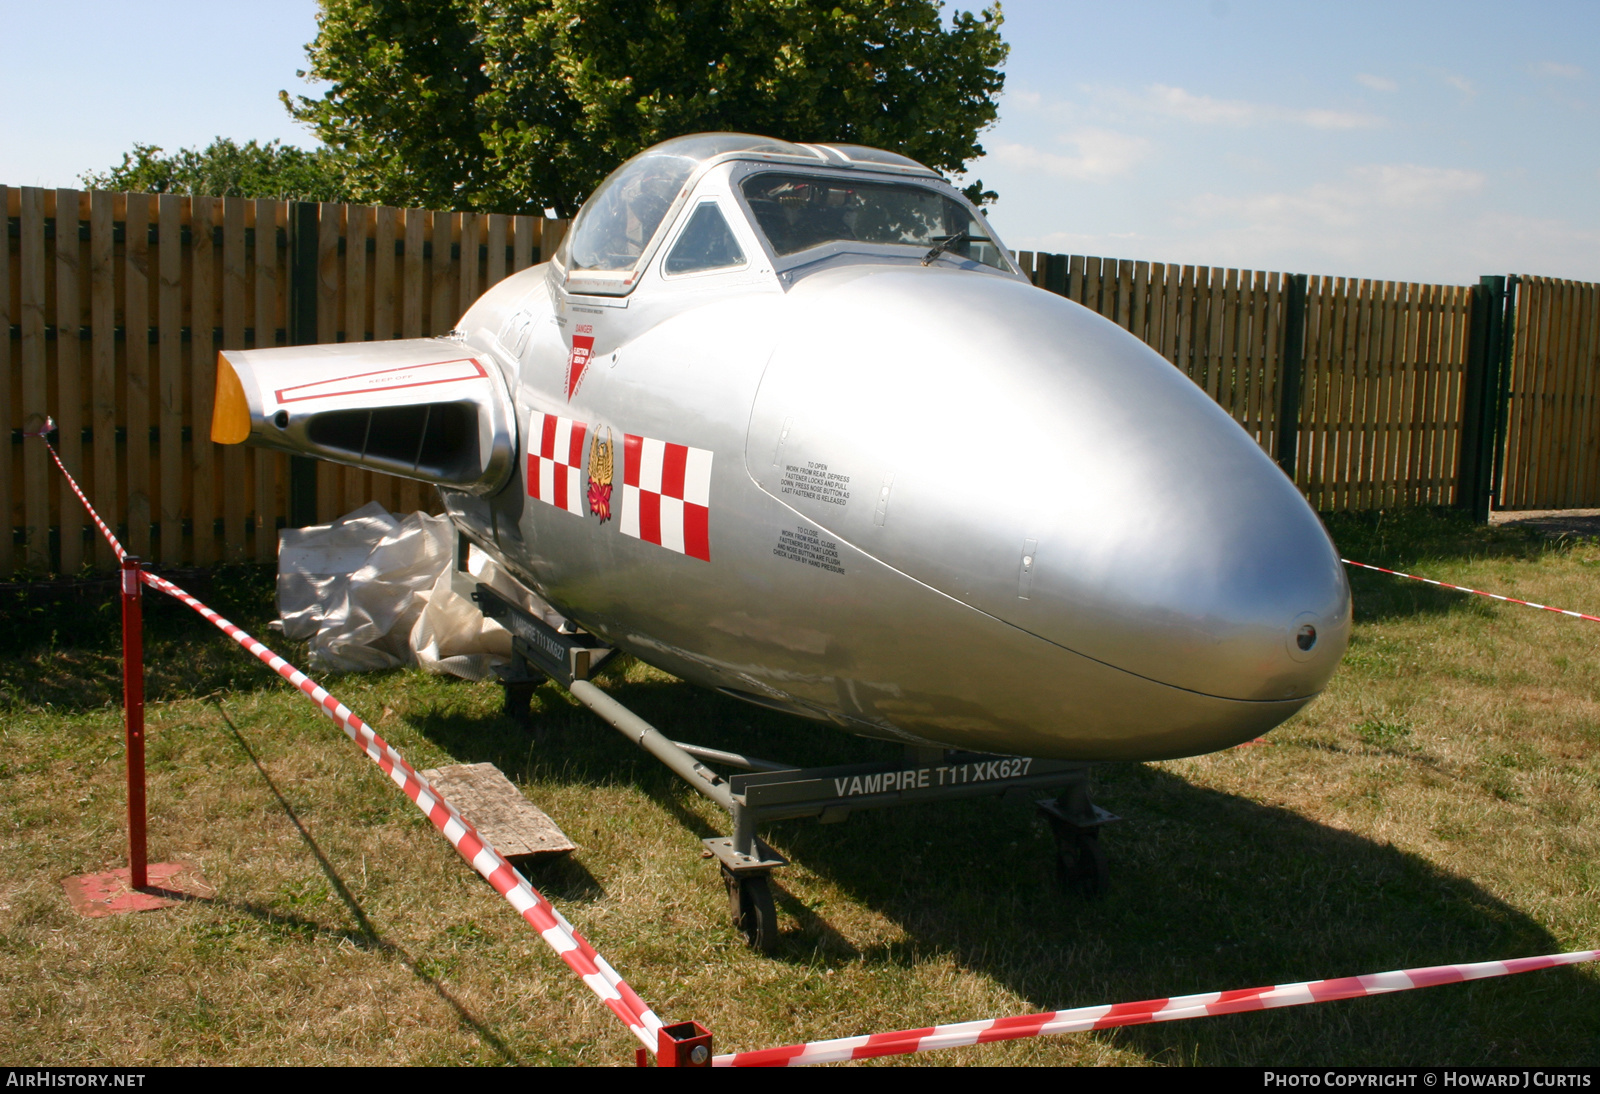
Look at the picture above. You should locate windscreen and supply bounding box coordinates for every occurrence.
[740,173,1011,272]
[567,154,697,273]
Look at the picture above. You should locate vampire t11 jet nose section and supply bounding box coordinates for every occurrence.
[212,340,517,494]
[746,265,1350,741]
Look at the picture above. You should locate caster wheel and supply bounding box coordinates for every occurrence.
[1054,828,1109,900]
[724,871,779,954]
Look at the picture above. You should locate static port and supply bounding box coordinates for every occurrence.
[1296,624,1317,652]
[273,410,289,429]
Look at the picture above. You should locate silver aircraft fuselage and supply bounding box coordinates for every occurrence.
[215,134,1350,762]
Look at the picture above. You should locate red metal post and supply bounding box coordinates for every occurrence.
[656,1021,713,1067]
[121,556,147,890]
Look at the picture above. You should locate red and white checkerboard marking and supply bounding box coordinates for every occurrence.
[621,434,712,561]
[528,411,588,517]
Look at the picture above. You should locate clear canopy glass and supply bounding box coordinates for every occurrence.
[566,134,803,274]
[740,172,1013,272]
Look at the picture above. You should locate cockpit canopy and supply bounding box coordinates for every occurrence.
[558,133,1012,294]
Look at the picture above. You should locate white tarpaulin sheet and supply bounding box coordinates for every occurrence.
[277,502,558,681]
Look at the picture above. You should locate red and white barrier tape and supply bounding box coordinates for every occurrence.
[1343,558,1600,623]
[27,427,665,1055]
[30,418,128,563]
[139,569,665,1052]
[715,948,1599,1066]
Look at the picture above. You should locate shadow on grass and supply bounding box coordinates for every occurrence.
[215,701,527,1066]
[0,564,302,713]
[413,674,1599,1065]
[1324,508,1600,626]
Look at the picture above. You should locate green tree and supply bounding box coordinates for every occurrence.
[287,0,1006,217]
[80,137,350,201]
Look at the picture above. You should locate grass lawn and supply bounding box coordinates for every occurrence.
[0,508,1596,1066]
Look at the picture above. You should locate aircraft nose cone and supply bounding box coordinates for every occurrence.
[747,266,1350,703]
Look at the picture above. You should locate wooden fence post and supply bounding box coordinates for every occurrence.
[287,202,319,528]
[1489,276,1519,512]
[1275,274,1308,478]
[1458,275,1512,522]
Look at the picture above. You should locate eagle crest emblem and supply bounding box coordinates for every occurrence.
[587,426,613,522]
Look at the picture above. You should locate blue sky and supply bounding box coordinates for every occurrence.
[4,1,1594,284]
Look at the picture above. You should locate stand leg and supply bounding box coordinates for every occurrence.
[121,557,146,891]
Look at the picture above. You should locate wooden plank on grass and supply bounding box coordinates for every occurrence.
[418,763,575,860]
[54,189,84,574]
[156,194,184,566]
[189,196,217,566]
[20,187,49,570]
[220,196,248,561]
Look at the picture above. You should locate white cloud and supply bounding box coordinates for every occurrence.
[1532,61,1584,80]
[1440,72,1477,100]
[988,129,1151,182]
[1185,165,1482,232]
[1356,73,1398,93]
[992,160,1595,283]
[1100,83,1385,130]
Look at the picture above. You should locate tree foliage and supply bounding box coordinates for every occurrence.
[79,137,350,201]
[288,0,1007,216]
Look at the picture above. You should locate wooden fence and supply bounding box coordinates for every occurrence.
[5,182,1598,579]
[1012,253,1479,512]
[1499,277,1600,510]
[2,185,565,577]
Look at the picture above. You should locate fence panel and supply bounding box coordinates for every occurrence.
[1499,278,1600,509]
[1020,253,1488,513]
[8,194,1598,577]
[4,188,567,576]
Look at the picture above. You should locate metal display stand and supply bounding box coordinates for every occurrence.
[473,581,1118,952]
